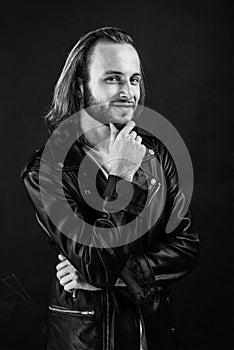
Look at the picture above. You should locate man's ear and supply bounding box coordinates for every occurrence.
[77,78,84,97]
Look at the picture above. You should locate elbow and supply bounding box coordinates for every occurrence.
[184,241,200,274]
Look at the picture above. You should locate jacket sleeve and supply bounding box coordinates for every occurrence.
[21,150,148,289]
[119,143,199,305]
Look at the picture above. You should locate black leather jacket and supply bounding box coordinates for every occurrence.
[21,123,199,350]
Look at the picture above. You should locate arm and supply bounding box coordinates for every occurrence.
[118,143,199,304]
[53,143,199,303]
[55,254,125,292]
[21,150,148,289]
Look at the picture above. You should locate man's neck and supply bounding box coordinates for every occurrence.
[79,110,110,153]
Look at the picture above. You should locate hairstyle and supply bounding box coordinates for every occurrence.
[44,27,147,134]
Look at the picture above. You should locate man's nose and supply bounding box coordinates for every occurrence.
[118,81,134,100]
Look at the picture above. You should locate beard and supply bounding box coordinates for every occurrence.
[82,83,141,130]
[83,84,114,125]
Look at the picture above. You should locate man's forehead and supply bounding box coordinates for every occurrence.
[89,41,141,74]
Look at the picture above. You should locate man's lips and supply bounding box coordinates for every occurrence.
[111,101,135,108]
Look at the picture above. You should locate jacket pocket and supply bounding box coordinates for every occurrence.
[47,304,101,350]
[49,305,95,317]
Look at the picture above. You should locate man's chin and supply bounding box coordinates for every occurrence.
[112,114,136,129]
[113,123,127,131]
[103,122,125,131]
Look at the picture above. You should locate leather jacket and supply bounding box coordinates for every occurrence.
[21,121,199,350]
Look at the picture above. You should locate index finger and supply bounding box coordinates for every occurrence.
[119,121,136,137]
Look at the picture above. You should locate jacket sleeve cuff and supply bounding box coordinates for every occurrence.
[103,175,148,216]
[119,253,159,305]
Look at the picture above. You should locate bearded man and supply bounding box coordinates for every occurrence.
[21,27,199,350]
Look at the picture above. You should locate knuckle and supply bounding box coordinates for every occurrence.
[67,267,72,274]
[140,146,146,156]
[136,143,141,149]
[64,284,69,291]
[71,272,77,280]
[60,279,66,287]
[56,263,62,271]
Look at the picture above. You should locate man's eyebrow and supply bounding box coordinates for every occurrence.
[104,70,142,76]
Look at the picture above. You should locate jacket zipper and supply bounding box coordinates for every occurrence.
[148,182,161,206]
[49,305,95,316]
[105,289,110,350]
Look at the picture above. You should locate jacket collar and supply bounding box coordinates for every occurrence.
[48,114,159,170]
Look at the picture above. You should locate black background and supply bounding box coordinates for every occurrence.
[1,1,233,349]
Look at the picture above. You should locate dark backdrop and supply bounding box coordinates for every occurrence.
[1,1,233,349]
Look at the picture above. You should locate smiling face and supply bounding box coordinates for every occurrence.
[82,41,142,125]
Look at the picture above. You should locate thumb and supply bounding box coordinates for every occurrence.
[109,123,118,145]
[58,254,66,261]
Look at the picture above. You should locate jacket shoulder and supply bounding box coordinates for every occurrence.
[137,126,167,157]
[137,126,177,178]
[20,145,47,179]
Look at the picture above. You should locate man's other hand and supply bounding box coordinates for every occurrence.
[56,254,102,292]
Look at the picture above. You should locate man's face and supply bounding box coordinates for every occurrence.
[83,41,142,126]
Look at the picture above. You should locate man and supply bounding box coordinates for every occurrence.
[21,27,199,350]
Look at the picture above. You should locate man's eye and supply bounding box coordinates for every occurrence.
[105,76,120,83]
[131,78,140,85]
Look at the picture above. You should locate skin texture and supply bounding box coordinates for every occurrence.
[57,41,146,292]
[82,41,141,124]
[79,41,142,150]
[56,255,102,291]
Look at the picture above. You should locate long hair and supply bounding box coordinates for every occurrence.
[44,27,147,134]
